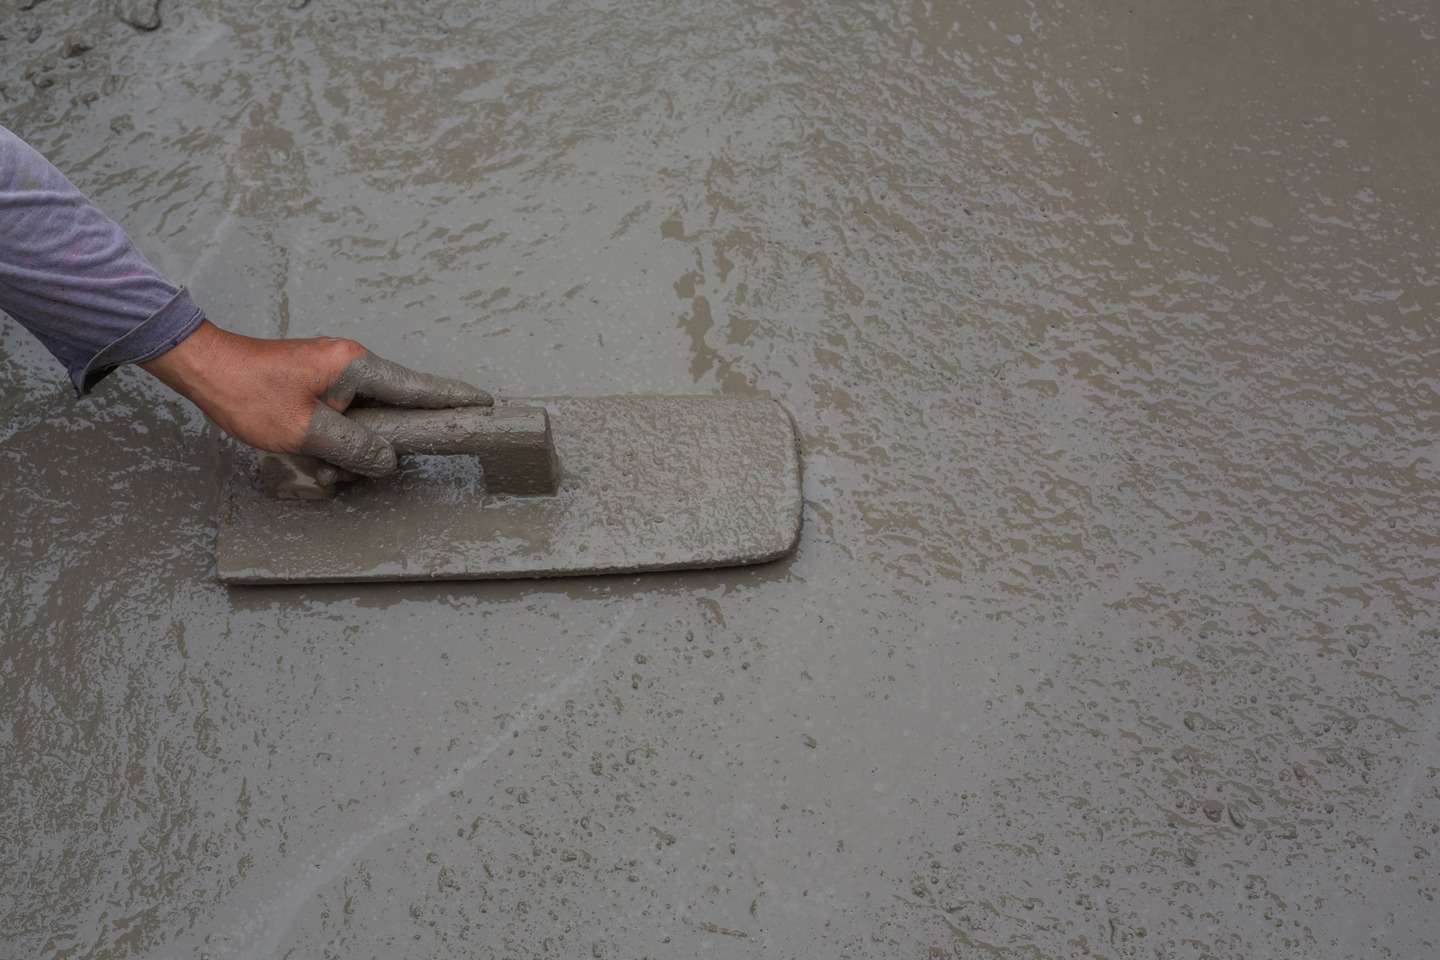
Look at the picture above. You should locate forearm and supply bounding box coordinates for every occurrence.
[0,124,203,395]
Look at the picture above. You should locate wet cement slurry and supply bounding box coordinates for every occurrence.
[2,1,1438,957]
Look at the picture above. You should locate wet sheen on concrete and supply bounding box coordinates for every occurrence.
[2,1,1438,957]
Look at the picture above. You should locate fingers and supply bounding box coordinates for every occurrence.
[300,403,397,477]
[294,347,488,477]
[324,352,493,409]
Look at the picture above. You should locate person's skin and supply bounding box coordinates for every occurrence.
[140,319,492,477]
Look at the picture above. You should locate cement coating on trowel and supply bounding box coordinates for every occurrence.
[263,404,560,498]
[217,396,801,583]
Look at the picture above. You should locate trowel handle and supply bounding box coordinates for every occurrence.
[259,404,561,499]
[347,405,551,458]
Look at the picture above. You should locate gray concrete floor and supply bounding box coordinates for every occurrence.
[3,2,1438,957]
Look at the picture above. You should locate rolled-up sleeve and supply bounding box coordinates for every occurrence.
[0,124,203,395]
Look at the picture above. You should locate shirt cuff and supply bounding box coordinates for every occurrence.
[73,286,205,396]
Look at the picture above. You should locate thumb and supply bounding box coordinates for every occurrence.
[299,403,397,477]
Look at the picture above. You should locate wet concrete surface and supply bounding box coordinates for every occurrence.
[2,1,1438,956]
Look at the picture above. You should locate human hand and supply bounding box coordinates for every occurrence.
[140,320,491,475]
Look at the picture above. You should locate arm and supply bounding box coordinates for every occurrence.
[0,124,203,395]
[0,125,489,475]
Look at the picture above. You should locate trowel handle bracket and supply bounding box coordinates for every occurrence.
[257,404,561,499]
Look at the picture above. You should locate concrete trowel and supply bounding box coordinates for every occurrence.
[214,396,802,584]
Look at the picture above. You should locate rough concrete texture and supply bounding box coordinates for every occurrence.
[1,1,1438,958]
[219,397,801,583]
[114,0,161,32]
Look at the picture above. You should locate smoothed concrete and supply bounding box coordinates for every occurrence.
[217,396,802,583]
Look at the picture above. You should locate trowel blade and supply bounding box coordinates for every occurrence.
[215,396,802,584]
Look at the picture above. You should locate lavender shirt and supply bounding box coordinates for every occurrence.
[0,125,203,395]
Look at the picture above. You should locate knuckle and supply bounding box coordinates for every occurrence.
[356,440,396,476]
[329,338,367,363]
[312,337,366,369]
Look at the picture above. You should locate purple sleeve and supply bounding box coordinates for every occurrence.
[0,124,204,396]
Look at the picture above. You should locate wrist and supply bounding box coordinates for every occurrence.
[137,321,324,454]
[140,319,233,402]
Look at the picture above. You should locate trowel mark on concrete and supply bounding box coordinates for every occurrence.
[209,602,636,960]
